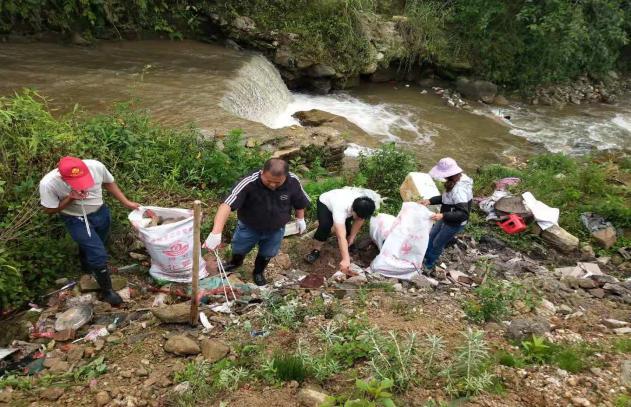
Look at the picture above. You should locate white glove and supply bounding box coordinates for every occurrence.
[204,232,222,250]
[297,218,307,234]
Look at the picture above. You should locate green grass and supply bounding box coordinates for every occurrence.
[614,338,631,354]
[272,354,309,382]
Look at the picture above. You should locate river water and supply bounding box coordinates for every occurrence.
[1,40,629,168]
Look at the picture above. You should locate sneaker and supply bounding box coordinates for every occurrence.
[305,249,320,264]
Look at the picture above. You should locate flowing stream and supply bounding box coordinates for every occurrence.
[1,40,629,168]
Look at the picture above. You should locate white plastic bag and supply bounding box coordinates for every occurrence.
[370,202,433,280]
[128,206,207,283]
[369,213,397,250]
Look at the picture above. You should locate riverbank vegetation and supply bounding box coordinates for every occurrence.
[1,91,629,310]
[2,1,629,88]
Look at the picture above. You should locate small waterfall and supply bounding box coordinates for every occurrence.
[220,55,295,128]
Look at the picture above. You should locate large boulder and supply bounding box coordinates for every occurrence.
[306,64,336,78]
[232,16,256,32]
[535,224,579,253]
[456,77,498,104]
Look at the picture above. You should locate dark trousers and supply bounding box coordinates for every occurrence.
[61,205,111,272]
[313,199,352,242]
[423,220,464,269]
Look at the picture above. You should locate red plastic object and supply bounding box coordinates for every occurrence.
[497,214,527,234]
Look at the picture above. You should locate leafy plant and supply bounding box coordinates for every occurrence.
[172,361,215,407]
[322,378,397,407]
[463,278,517,323]
[443,329,494,397]
[521,336,551,364]
[217,366,249,391]
[366,330,419,391]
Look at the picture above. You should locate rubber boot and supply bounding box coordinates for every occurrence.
[93,267,123,306]
[253,255,271,286]
[222,253,245,272]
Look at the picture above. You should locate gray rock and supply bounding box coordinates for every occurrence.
[592,274,619,285]
[456,77,497,103]
[151,302,191,324]
[540,225,579,253]
[200,339,230,363]
[297,387,329,407]
[164,335,200,356]
[577,279,598,289]
[232,16,256,31]
[507,318,551,341]
[613,327,631,335]
[602,319,629,329]
[308,78,332,95]
[172,381,190,394]
[588,288,606,298]
[41,387,65,401]
[603,283,626,296]
[306,64,336,78]
[557,304,573,315]
[621,360,631,387]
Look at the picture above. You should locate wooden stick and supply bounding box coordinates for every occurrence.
[190,200,202,326]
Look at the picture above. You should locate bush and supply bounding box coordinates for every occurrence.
[0,91,268,309]
[357,143,417,214]
[463,278,517,323]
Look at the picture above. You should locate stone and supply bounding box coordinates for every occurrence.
[410,274,438,289]
[447,270,473,285]
[308,78,332,94]
[571,397,591,407]
[602,319,629,329]
[47,359,70,373]
[232,15,256,31]
[274,253,292,270]
[456,77,497,103]
[580,244,595,258]
[493,95,509,106]
[540,225,579,253]
[557,304,572,315]
[96,391,111,407]
[55,277,70,287]
[621,360,631,387]
[494,196,530,215]
[136,367,149,377]
[164,335,200,356]
[200,339,230,363]
[535,299,556,317]
[603,283,626,296]
[300,274,325,289]
[41,387,65,401]
[592,226,617,249]
[272,147,301,161]
[151,302,191,324]
[393,283,404,293]
[507,318,551,341]
[71,32,91,46]
[0,391,12,403]
[577,279,598,289]
[66,346,84,362]
[129,252,148,261]
[592,274,619,284]
[297,387,329,407]
[172,382,190,394]
[588,288,606,298]
[346,273,368,285]
[80,274,127,292]
[613,327,631,335]
[306,64,336,78]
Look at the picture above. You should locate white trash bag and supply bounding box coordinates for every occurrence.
[128,206,207,283]
[369,213,397,251]
[370,202,433,280]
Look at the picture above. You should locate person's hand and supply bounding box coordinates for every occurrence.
[339,258,351,274]
[296,218,307,234]
[418,199,431,206]
[203,232,222,250]
[431,213,443,221]
[68,190,88,200]
[125,201,141,210]
[348,235,356,247]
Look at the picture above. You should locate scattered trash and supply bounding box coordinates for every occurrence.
[497,214,527,234]
[0,348,17,360]
[251,330,269,337]
[199,312,213,333]
[152,293,169,307]
[495,177,520,191]
[41,281,77,298]
[82,327,109,343]
[284,220,300,237]
[522,192,559,230]
[210,303,233,314]
[54,305,93,332]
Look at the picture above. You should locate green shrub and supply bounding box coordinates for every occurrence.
[272,354,309,382]
[463,278,517,323]
[357,143,417,214]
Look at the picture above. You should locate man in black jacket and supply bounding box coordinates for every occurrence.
[204,158,310,286]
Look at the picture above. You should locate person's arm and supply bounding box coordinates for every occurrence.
[103,182,140,210]
[41,191,86,215]
[347,218,364,246]
[295,208,305,220]
[211,203,232,234]
[334,223,352,274]
[429,195,442,205]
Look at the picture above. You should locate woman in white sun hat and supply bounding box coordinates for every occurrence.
[419,157,473,277]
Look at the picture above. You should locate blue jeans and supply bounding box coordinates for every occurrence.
[231,221,285,258]
[61,205,111,271]
[423,220,464,269]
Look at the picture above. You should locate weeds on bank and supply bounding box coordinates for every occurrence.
[463,276,541,323]
[443,329,494,397]
[322,378,397,407]
[496,336,597,374]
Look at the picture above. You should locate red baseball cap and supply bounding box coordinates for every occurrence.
[58,156,95,191]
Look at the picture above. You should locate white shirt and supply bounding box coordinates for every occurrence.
[319,187,381,224]
[39,159,114,216]
[441,174,473,205]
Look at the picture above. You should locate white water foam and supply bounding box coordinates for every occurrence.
[612,114,631,133]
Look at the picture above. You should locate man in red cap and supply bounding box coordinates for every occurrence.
[39,157,140,305]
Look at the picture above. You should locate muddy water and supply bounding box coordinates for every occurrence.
[1,40,629,170]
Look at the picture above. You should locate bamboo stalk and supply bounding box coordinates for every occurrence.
[190,200,202,326]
